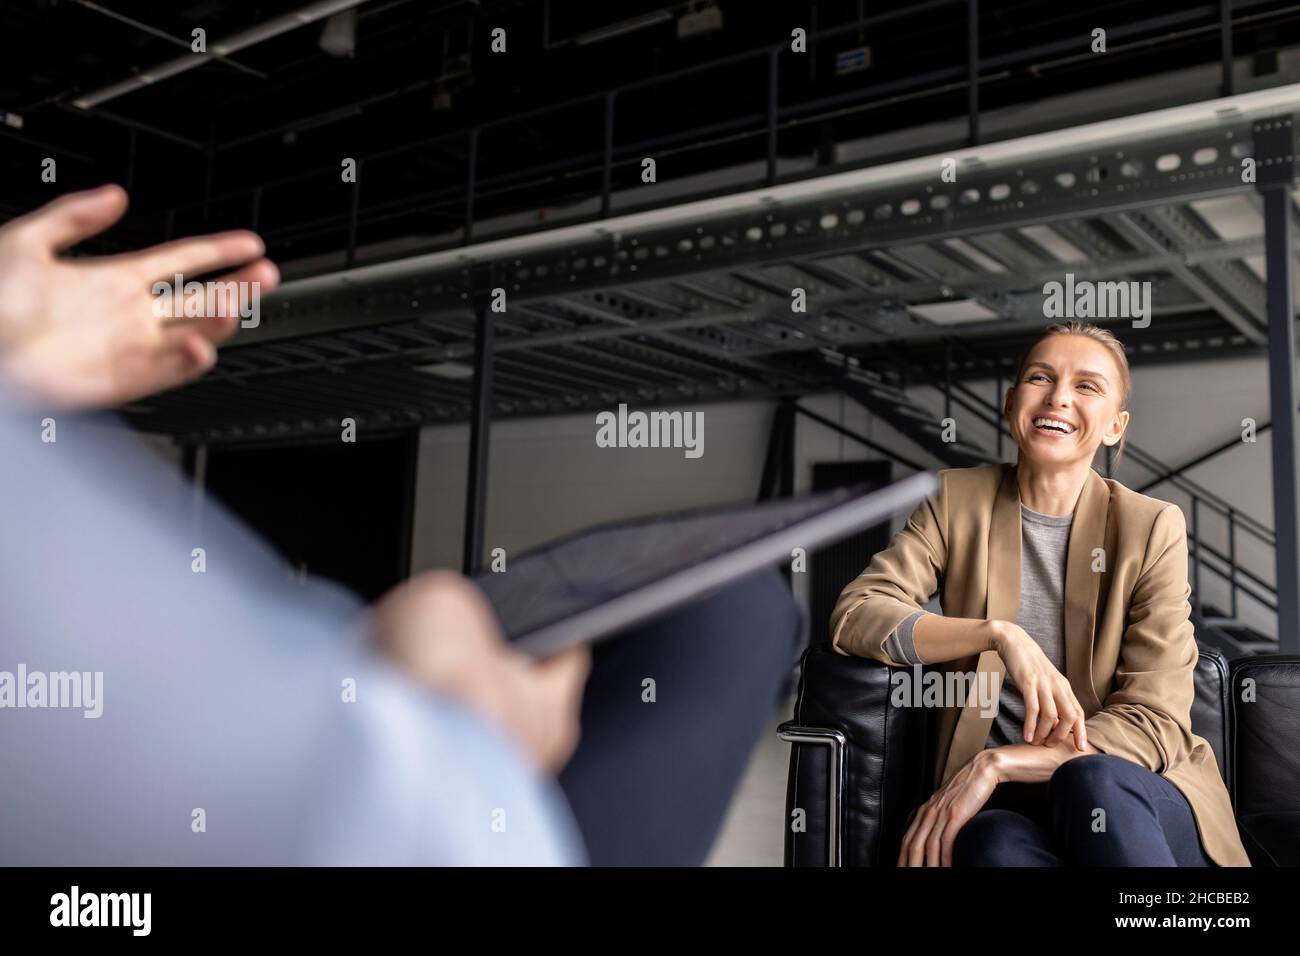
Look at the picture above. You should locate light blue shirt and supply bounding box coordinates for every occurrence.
[0,388,586,866]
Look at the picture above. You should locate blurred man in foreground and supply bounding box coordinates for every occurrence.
[0,186,800,866]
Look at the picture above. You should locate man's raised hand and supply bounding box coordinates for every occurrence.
[0,184,279,408]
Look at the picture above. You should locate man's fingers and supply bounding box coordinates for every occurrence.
[155,328,218,387]
[126,230,267,282]
[16,184,128,253]
[162,307,239,348]
[161,259,280,346]
[216,257,280,298]
[521,645,591,773]
[101,329,215,407]
[537,644,592,697]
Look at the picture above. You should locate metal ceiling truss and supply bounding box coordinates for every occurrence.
[123,110,1299,444]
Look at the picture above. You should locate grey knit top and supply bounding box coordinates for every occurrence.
[882,502,1073,749]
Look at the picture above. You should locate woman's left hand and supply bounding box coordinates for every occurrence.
[898,749,1002,867]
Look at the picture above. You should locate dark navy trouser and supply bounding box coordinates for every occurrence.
[952,753,1215,866]
[550,569,803,866]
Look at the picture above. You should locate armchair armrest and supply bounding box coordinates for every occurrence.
[781,642,934,866]
[776,723,846,866]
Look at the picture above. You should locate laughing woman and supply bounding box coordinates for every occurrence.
[830,321,1251,867]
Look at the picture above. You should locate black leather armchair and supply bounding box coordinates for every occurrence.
[781,643,1300,866]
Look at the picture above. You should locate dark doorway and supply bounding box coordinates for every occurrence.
[809,460,896,645]
[197,432,418,604]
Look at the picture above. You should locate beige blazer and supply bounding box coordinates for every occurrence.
[830,461,1251,867]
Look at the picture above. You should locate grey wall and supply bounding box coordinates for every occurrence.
[411,400,774,573]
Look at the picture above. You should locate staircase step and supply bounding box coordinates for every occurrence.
[1239,641,1280,655]
[840,385,993,469]
[1216,620,1272,637]
[893,405,939,424]
[858,383,911,404]
[1201,618,1275,646]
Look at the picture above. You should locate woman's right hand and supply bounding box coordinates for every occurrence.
[988,620,1087,751]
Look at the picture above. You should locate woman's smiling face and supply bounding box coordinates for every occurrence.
[1004,333,1130,467]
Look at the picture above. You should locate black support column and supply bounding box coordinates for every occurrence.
[967,0,979,147]
[1258,116,1300,654]
[758,398,796,502]
[758,397,798,588]
[462,283,495,575]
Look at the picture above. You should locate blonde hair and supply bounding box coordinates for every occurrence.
[1012,321,1132,463]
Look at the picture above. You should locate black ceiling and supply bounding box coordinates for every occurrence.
[5,0,1300,270]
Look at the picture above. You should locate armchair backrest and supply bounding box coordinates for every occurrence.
[1230,655,1300,866]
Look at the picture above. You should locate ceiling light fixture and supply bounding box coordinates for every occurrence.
[678,2,723,39]
[319,8,356,57]
[415,361,476,380]
[71,0,373,109]
[574,10,673,47]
